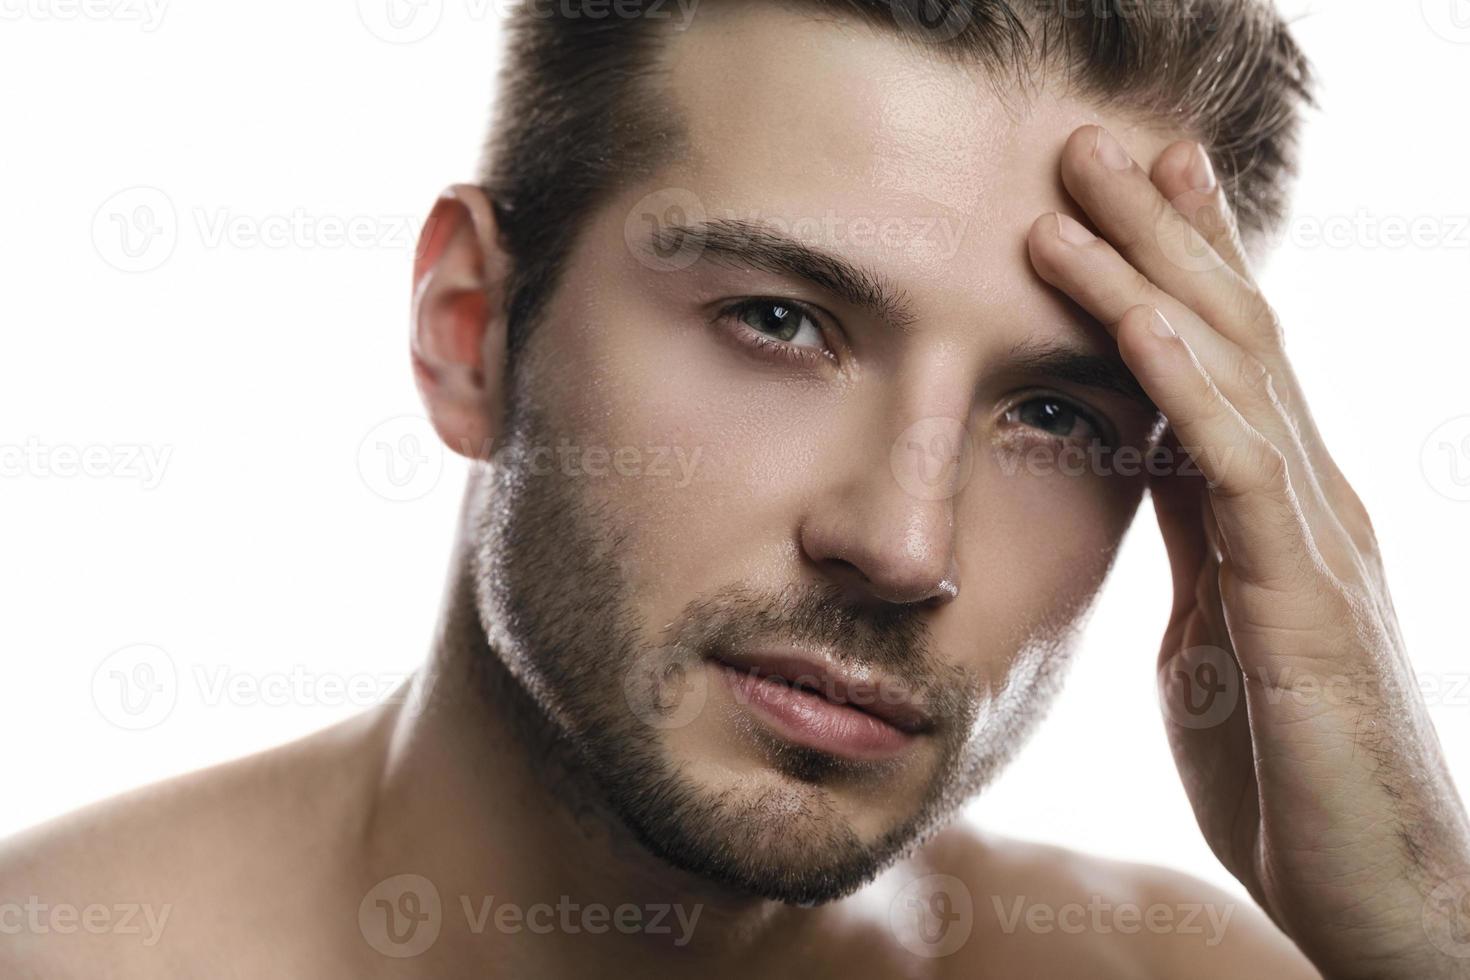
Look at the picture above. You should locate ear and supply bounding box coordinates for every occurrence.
[410,184,510,462]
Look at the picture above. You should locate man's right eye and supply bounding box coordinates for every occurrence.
[712,298,837,366]
[727,299,826,348]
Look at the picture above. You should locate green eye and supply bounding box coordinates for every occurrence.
[733,299,825,348]
[1010,396,1100,443]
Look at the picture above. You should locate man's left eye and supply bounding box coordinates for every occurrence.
[1006,396,1101,443]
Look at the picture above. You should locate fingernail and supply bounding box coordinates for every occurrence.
[1149,308,1177,339]
[1055,212,1096,245]
[1188,144,1217,193]
[1093,127,1133,171]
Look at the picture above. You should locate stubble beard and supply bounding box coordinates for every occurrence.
[464,390,1074,905]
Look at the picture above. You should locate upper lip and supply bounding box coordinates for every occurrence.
[710,645,934,735]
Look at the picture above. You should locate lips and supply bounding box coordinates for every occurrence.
[709,646,933,761]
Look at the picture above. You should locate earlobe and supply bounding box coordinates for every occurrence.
[410,183,510,462]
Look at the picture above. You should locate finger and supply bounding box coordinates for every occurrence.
[1026,210,1367,575]
[1146,140,1316,441]
[1028,211,1240,369]
[1114,305,1317,588]
[1143,139,1354,488]
[1058,125,1281,354]
[1149,140,1254,282]
[1028,213,1298,450]
[1155,600,1257,884]
[1149,143,1368,546]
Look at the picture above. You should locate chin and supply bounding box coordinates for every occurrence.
[594,745,947,905]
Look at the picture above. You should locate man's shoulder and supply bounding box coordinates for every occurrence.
[895,825,1320,979]
[0,711,386,978]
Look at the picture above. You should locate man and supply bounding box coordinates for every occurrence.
[4,0,1467,976]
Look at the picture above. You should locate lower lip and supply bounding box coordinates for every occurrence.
[715,662,917,761]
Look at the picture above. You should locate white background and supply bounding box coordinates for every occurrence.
[2,0,1468,903]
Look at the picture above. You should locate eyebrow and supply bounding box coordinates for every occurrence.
[647,218,1156,416]
[649,218,919,331]
[1006,339,1158,416]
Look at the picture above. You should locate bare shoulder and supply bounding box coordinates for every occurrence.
[0,709,388,979]
[903,825,1320,980]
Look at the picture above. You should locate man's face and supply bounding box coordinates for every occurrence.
[472,5,1172,903]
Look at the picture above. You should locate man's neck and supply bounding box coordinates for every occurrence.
[359,541,844,976]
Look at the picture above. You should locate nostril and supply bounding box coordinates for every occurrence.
[820,556,872,595]
[818,555,957,608]
[799,514,959,608]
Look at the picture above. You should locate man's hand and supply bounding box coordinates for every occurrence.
[1026,124,1470,978]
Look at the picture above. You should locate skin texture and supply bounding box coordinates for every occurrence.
[452,6,1168,908]
[1,5,1465,978]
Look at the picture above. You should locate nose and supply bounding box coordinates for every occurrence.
[799,422,963,609]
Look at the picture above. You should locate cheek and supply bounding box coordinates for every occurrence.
[529,294,836,608]
[936,451,1144,678]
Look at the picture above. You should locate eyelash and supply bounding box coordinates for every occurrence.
[999,392,1113,449]
[708,299,1114,446]
[711,297,836,367]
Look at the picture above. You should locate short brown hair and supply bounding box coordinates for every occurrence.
[480,0,1313,354]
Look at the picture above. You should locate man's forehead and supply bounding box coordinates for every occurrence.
[660,3,1179,229]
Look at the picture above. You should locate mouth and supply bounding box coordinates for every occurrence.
[708,646,933,762]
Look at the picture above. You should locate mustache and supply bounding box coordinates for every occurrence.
[670,581,934,676]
